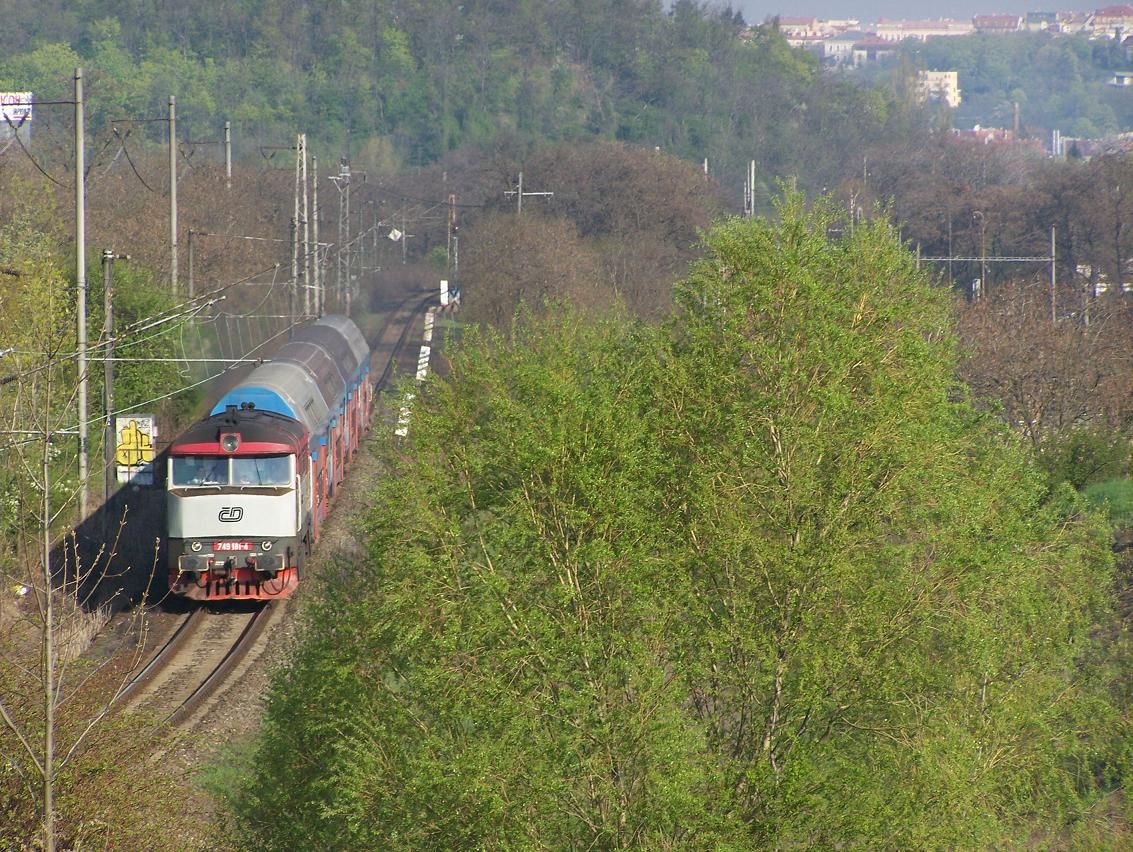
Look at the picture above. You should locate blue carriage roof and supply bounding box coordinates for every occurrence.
[208,315,367,433]
[210,386,296,420]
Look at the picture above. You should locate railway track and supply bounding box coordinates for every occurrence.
[115,603,275,725]
[371,288,437,389]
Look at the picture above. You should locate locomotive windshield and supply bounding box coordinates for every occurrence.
[233,455,292,486]
[170,454,292,487]
[171,456,228,486]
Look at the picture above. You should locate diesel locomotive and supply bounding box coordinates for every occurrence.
[166,315,371,601]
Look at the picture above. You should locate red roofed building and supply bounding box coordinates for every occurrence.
[776,16,820,37]
[973,14,1023,33]
[875,18,974,41]
[853,36,899,65]
[1093,5,1133,36]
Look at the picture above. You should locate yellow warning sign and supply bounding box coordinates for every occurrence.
[115,415,157,484]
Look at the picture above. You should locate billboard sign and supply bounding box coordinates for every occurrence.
[115,415,157,485]
[0,93,32,125]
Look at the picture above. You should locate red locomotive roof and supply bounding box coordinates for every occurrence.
[171,440,297,455]
[170,404,308,455]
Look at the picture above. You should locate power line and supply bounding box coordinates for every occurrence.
[3,113,66,187]
[113,127,158,193]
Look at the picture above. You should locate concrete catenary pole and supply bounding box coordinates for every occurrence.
[301,133,310,316]
[102,251,115,506]
[169,96,178,292]
[224,120,232,189]
[312,155,321,316]
[292,134,301,330]
[344,162,351,315]
[75,68,88,523]
[1050,225,1057,323]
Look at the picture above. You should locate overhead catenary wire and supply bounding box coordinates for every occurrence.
[0,307,304,452]
[0,261,283,386]
[3,113,66,187]
[113,127,159,194]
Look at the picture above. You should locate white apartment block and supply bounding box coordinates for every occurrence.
[917,70,962,108]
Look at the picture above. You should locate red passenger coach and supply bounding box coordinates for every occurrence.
[166,316,372,601]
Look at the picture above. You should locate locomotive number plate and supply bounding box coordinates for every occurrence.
[214,541,254,552]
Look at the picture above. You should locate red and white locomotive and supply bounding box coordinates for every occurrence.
[166,315,371,601]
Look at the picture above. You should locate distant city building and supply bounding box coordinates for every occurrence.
[917,70,962,108]
[875,18,974,41]
[776,15,821,37]
[852,36,898,65]
[1052,129,1133,159]
[1024,11,1058,30]
[824,30,868,65]
[1092,4,1133,37]
[973,14,1023,33]
[1054,11,1093,34]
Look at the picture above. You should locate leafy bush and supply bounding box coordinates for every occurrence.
[1040,428,1130,491]
[230,199,1126,848]
[1084,478,1133,527]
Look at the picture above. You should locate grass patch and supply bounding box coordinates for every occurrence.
[1083,478,1133,527]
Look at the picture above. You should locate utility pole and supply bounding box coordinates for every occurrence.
[330,159,351,313]
[973,210,987,299]
[446,224,455,284]
[312,155,321,316]
[980,214,987,298]
[357,202,367,275]
[292,134,301,329]
[102,250,128,507]
[402,210,410,264]
[1050,225,1057,323]
[344,164,352,314]
[448,193,457,274]
[505,171,553,216]
[947,215,953,283]
[169,96,177,292]
[301,133,310,316]
[75,68,88,526]
[224,120,232,190]
[744,160,756,218]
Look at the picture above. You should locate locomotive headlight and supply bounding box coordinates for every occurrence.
[261,540,273,551]
[220,432,240,452]
[190,541,203,552]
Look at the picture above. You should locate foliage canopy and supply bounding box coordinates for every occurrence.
[232,199,1124,847]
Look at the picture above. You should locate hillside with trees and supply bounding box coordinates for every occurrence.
[870,31,1133,139]
[0,0,909,202]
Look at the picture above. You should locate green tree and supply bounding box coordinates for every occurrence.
[662,197,1122,844]
[231,198,1124,847]
[0,219,181,851]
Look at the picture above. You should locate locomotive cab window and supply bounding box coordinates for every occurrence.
[171,456,229,486]
[233,454,293,486]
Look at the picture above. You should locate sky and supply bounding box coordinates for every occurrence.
[737,0,1042,25]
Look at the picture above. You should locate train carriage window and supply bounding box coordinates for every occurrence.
[233,455,293,486]
[172,456,229,486]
